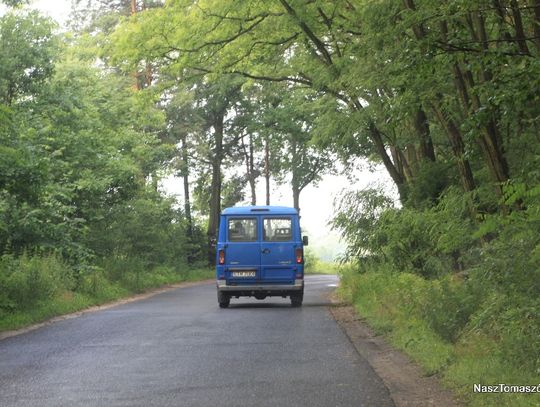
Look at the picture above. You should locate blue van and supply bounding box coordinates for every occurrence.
[215,206,308,308]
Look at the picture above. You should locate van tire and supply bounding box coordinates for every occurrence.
[218,291,230,308]
[291,293,303,307]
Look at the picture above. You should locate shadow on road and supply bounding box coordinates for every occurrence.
[224,301,344,309]
[226,303,293,309]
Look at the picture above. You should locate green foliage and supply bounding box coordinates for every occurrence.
[405,161,452,209]
[335,173,540,405]
[303,248,340,274]
[340,265,540,406]
[303,248,320,274]
[0,6,208,329]
[221,175,246,209]
[0,11,58,105]
[86,190,190,267]
[334,176,540,405]
[421,276,484,343]
[1,0,29,6]
[332,188,395,259]
[339,267,454,375]
[334,186,475,277]
[0,254,72,311]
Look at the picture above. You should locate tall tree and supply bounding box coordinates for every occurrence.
[255,85,334,211]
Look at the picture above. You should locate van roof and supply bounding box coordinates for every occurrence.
[222,205,298,215]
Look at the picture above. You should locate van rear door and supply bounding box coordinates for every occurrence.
[260,217,297,284]
[224,216,259,284]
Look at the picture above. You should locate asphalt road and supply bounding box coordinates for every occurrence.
[0,275,394,407]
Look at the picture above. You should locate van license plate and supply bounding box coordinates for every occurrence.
[232,271,256,277]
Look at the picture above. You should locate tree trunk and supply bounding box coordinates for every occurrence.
[459,62,510,195]
[531,0,540,52]
[292,186,300,211]
[440,17,510,196]
[403,15,475,194]
[264,135,270,205]
[431,101,476,193]
[389,146,404,181]
[491,0,514,44]
[249,134,256,205]
[510,0,531,55]
[180,135,193,262]
[145,63,153,88]
[130,1,141,90]
[241,134,257,205]
[291,138,300,211]
[414,107,436,162]
[368,122,408,201]
[207,113,224,265]
[401,146,416,181]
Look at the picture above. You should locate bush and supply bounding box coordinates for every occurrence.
[421,276,484,343]
[333,187,475,278]
[304,248,320,273]
[0,253,73,311]
[85,191,192,270]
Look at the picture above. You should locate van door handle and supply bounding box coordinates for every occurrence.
[262,248,270,254]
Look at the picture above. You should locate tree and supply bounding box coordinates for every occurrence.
[0,11,57,105]
[252,84,334,210]
[159,75,246,264]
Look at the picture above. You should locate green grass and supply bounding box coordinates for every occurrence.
[0,292,96,332]
[444,337,539,407]
[0,267,213,333]
[338,267,540,407]
[305,260,340,274]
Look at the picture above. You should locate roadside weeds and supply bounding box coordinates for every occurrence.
[328,298,461,407]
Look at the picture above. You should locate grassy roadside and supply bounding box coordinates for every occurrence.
[304,260,339,274]
[304,250,339,274]
[338,266,540,407]
[0,262,213,333]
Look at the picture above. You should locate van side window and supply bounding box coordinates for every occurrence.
[263,218,292,241]
[228,218,257,242]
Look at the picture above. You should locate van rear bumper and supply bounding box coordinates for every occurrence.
[217,279,304,295]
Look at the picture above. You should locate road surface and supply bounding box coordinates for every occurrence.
[0,275,393,406]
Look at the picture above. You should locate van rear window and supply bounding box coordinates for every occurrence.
[228,218,257,241]
[263,218,292,241]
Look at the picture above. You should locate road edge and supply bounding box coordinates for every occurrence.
[0,279,214,341]
[329,303,462,407]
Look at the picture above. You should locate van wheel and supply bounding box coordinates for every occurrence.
[291,293,303,307]
[218,291,230,308]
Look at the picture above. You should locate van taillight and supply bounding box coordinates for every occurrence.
[218,249,225,265]
[295,248,303,264]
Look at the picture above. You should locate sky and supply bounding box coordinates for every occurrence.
[27,0,70,24]
[0,1,71,24]
[3,0,395,260]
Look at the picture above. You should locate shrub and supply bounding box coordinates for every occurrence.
[421,276,484,343]
[304,248,320,273]
[0,253,72,310]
